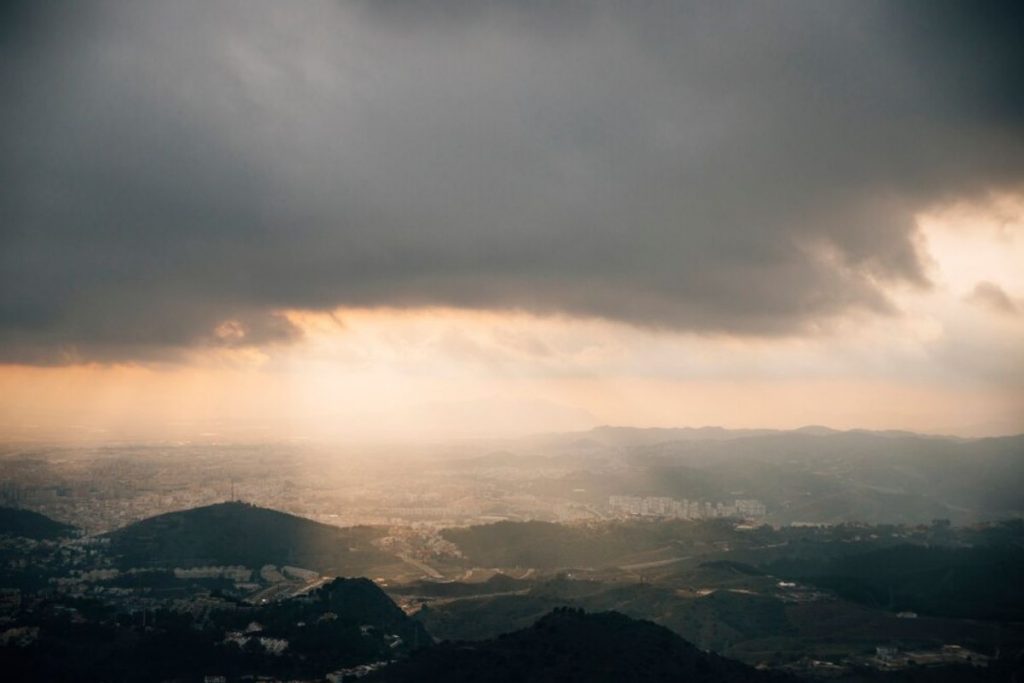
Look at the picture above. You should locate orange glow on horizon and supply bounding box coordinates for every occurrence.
[1,197,1022,444]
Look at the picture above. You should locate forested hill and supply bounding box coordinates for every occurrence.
[0,507,76,540]
[104,501,392,573]
[371,608,792,683]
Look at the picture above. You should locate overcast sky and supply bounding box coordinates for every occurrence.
[1,1,1022,440]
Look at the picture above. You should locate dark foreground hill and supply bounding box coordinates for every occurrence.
[0,576,430,683]
[371,608,790,683]
[0,506,76,540]
[767,541,1024,621]
[104,501,394,573]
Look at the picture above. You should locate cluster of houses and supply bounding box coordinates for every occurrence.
[608,495,767,520]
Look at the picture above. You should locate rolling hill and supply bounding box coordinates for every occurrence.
[104,501,395,574]
[1,576,431,682]
[372,608,791,682]
[0,506,76,540]
[766,542,1024,621]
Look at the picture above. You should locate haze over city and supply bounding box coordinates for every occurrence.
[1,2,1023,682]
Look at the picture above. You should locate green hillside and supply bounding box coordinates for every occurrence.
[0,576,430,682]
[0,507,76,540]
[104,501,393,574]
[374,608,791,682]
[767,542,1024,621]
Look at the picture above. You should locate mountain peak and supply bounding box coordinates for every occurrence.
[104,502,391,574]
[373,609,789,682]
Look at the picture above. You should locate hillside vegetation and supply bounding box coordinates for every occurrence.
[104,501,393,574]
[374,608,791,683]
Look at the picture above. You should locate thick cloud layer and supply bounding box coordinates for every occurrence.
[2,0,1023,363]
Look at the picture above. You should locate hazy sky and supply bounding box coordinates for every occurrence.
[1,1,1022,440]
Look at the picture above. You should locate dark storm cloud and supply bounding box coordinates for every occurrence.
[2,0,1023,363]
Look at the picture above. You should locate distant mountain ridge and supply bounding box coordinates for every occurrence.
[104,501,394,573]
[504,427,1024,524]
[576,424,974,445]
